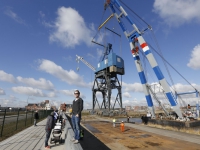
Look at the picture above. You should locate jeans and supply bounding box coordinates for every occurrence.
[71,115,80,140]
[45,130,51,147]
[34,119,37,126]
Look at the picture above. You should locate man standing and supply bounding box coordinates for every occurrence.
[71,90,83,144]
[45,112,54,149]
[34,110,39,126]
[113,118,116,127]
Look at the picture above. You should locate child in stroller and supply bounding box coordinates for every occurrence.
[50,122,62,144]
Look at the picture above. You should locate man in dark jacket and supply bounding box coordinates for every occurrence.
[34,110,39,126]
[45,112,54,149]
[71,90,83,144]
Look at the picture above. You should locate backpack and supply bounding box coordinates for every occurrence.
[80,129,84,139]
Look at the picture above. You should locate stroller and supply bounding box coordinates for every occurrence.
[58,116,64,129]
[50,122,62,144]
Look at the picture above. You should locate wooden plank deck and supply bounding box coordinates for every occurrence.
[0,119,66,150]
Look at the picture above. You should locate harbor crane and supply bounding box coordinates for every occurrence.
[76,43,125,115]
[103,0,183,118]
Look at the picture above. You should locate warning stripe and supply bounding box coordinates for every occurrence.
[140,43,148,49]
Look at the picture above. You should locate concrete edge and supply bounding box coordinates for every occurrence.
[64,114,83,150]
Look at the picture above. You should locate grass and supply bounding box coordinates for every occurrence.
[0,110,52,142]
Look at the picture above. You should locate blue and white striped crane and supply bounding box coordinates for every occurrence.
[104,0,183,118]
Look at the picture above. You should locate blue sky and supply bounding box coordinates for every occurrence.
[0,0,200,109]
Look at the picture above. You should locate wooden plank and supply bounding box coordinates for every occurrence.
[18,119,47,150]
[0,127,33,150]
[19,127,44,150]
[0,119,47,150]
[5,126,40,150]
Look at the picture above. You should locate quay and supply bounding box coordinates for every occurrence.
[1,114,200,150]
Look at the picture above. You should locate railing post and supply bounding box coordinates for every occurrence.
[16,109,20,130]
[25,110,28,127]
[0,109,6,137]
[31,111,33,124]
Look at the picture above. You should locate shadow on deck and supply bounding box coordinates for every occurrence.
[67,116,111,150]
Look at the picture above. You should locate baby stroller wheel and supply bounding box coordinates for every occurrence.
[60,138,62,144]
[50,138,53,144]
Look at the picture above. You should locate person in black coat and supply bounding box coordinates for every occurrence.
[34,110,39,126]
[44,112,54,149]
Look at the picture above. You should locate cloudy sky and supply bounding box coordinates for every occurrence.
[1,0,200,109]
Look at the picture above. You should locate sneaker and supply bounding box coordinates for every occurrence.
[73,140,79,144]
[70,137,75,142]
[45,145,50,149]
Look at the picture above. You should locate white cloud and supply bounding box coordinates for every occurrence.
[84,101,92,109]
[0,88,6,95]
[12,86,46,97]
[87,53,95,59]
[95,92,102,98]
[61,89,86,99]
[38,59,89,87]
[49,7,94,48]
[60,90,74,97]
[39,11,45,18]
[123,92,131,98]
[123,98,147,106]
[122,82,143,93]
[4,7,26,25]
[173,83,200,93]
[47,92,57,98]
[97,48,103,60]
[63,55,73,61]
[187,44,200,70]
[153,0,200,27]
[0,70,16,83]
[0,95,18,107]
[17,76,54,90]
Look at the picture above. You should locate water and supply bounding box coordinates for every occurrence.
[116,117,142,123]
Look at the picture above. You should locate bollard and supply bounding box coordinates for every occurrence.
[0,109,7,137]
[120,121,124,132]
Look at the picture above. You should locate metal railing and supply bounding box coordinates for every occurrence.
[0,109,53,139]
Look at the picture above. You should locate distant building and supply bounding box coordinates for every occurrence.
[59,103,72,112]
[125,106,131,111]
[51,106,57,110]
[26,104,39,111]
[44,100,51,110]
[25,100,53,111]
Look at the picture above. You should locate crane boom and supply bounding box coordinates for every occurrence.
[105,0,183,118]
[76,55,96,72]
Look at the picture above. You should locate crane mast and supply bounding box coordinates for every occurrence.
[105,0,183,118]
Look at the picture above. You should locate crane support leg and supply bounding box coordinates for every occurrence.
[131,49,155,117]
[137,36,183,118]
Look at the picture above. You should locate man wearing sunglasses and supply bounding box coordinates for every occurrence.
[71,90,83,144]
